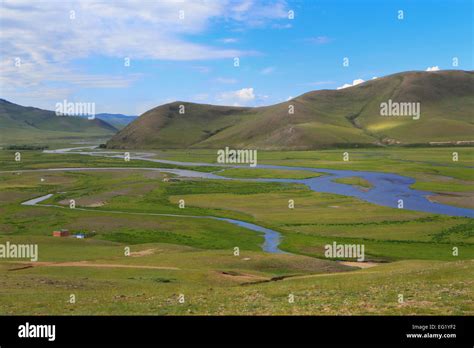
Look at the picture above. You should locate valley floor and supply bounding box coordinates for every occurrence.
[0,146,472,315]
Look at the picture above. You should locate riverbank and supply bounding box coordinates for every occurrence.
[41,146,474,218]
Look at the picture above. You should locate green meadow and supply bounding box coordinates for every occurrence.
[333,176,373,189]
[155,146,473,182]
[0,146,472,315]
[155,146,474,208]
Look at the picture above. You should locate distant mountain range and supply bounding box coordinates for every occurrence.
[92,113,137,129]
[0,99,134,144]
[2,70,473,148]
[107,70,474,150]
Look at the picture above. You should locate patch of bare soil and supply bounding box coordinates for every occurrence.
[420,174,472,185]
[427,192,474,209]
[338,261,379,269]
[59,187,132,207]
[218,271,269,283]
[130,248,156,257]
[8,261,179,270]
[87,201,106,207]
[142,171,166,179]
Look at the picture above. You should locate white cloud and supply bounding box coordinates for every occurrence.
[229,0,288,25]
[260,66,275,75]
[4,87,73,103]
[426,66,440,71]
[0,0,288,105]
[217,87,256,106]
[0,1,241,63]
[232,0,254,14]
[337,78,365,90]
[0,56,141,108]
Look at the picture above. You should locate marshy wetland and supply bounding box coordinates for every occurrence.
[0,145,472,314]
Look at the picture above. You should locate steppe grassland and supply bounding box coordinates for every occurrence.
[0,147,472,314]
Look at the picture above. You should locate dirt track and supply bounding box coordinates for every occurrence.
[7,261,180,271]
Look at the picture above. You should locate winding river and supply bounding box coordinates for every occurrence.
[21,193,285,253]
[10,146,473,254]
[44,146,474,218]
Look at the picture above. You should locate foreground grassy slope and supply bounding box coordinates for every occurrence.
[107,70,474,150]
[0,244,472,315]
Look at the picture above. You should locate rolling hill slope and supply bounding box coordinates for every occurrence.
[106,70,472,150]
[0,99,118,144]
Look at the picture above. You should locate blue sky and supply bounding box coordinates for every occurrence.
[0,0,472,115]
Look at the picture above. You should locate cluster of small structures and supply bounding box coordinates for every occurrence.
[52,229,95,239]
[162,175,180,183]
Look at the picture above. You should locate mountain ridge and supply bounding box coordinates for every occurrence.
[0,99,118,144]
[107,70,474,150]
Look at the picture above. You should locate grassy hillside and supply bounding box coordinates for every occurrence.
[107,70,474,150]
[0,99,117,145]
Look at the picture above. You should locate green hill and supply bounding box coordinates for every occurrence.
[0,99,117,145]
[107,70,474,150]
